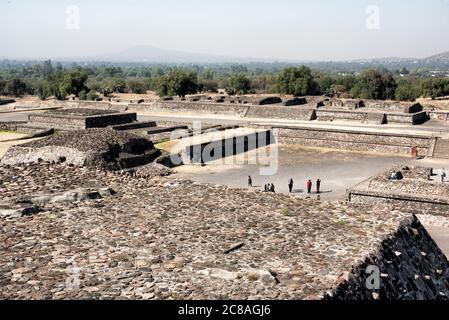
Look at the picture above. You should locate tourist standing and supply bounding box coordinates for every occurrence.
[442,169,446,184]
[288,178,294,193]
[306,179,312,194]
[316,179,321,194]
[248,176,253,187]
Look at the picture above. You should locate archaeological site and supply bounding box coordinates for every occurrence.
[2,2,449,313]
[1,93,449,303]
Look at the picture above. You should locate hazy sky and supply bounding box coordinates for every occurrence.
[1,0,449,61]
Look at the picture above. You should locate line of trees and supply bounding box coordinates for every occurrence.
[1,60,449,101]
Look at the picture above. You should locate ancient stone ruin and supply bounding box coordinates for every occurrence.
[347,166,449,217]
[0,163,448,299]
[1,128,162,171]
[1,100,449,301]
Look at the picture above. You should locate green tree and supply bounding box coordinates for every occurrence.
[421,78,449,99]
[395,79,422,101]
[200,79,219,93]
[78,89,87,100]
[86,90,99,101]
[276,66,319,96]
[316,74,335,96]
[2,78,28,97]
[155,69,200,97]
[42,60,54,79]
[126,79,147,94]
[350,70,397,100]
[225,74,252,95]
[59,70,89,98]
[382,73,397,100]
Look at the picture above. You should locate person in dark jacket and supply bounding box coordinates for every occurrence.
[316,179,321,194]
[248,176,253,187]
[288,179,294,193]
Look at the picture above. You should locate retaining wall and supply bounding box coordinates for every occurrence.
[347,191,449,217]
[131,101,249,116]
[316,109,428,125]
[183,130,273,164]
[274,126,434,155]
[28,112,137,130]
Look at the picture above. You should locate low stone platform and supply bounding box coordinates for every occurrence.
[272,125,435,156]
[0,163,448,299]
[27,108,137,131]
[347,166,449,217]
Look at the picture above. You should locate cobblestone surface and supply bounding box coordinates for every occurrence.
[0,162,417,300]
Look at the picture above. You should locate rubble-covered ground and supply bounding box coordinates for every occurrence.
[0,162,426,300]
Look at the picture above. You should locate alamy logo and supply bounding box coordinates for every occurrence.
[65,5,81,30]
[365,5,380,30]
[365,265,380,290]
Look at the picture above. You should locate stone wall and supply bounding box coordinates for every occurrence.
[130,101,318,121]
[63,100,115,110]
[316,110,365,122]
[245,105,316,121]
[347,192,449,217]
[316,109,428,125]
[386,112,429,125]
[28,112,137,131]
[131,101,249,116]
[0,121,27,131]
[328,215,449,300]
[182,130,273,164]
[275,126,434,155]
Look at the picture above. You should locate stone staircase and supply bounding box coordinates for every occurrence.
[433,138,449,159]
[362,112,387,125]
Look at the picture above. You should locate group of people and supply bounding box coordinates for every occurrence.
[248,176,322,194]
[264,183,276,193]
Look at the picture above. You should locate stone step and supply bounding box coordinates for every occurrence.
[433,139,449,159]
[363,113,387,125]
[147,126,189,135]
[110,121,157,131]
[116,149,161,169]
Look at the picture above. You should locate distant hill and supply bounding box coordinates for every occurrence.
[76,45,266,64]
[3,46,448,73]
[421,51,449,64]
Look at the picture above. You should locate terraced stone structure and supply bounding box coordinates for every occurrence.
[347,166,449,217]
[0,128,161,171]
[26,108,138,131]
[0,163,448,299]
